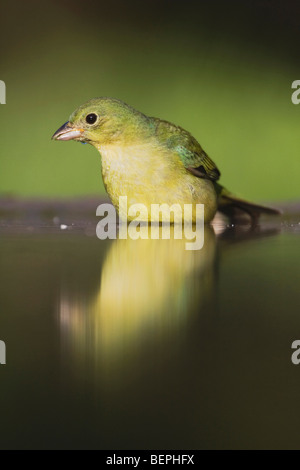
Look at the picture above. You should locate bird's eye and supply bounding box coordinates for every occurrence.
[86,113,98,125]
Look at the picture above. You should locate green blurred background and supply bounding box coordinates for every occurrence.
[0,0,299,202]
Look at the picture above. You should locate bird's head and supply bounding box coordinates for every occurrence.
[52,97,150,147]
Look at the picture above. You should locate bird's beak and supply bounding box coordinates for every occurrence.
[52,121,84,141]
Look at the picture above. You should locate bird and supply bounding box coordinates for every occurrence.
[52,97,279,224]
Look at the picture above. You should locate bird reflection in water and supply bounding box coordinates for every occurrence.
[58,225,217,375]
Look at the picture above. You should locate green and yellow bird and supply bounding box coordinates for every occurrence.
[52,97,278,223]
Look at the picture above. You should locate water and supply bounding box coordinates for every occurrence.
[0,200,300,449]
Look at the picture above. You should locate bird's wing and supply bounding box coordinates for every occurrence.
[151,117,221,181]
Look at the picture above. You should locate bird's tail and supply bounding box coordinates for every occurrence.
[215,184,280,223]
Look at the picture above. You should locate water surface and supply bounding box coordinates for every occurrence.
[0,201,299,449]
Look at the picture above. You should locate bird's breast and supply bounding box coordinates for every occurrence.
[96,143,217,223]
